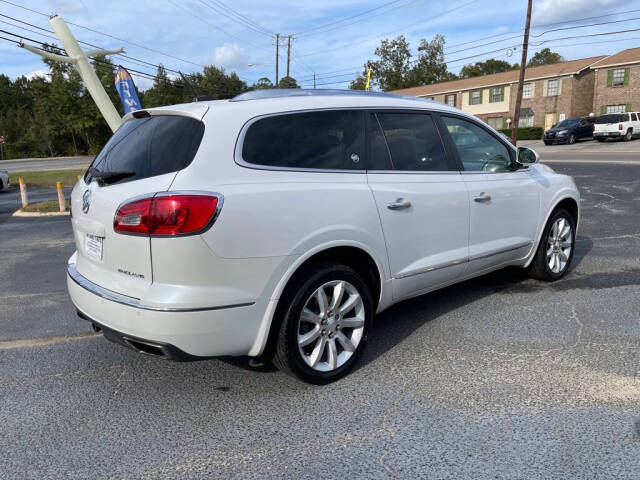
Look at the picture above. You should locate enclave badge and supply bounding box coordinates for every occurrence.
[82,189,91,214]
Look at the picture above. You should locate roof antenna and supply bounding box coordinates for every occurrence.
[179,71,214,102]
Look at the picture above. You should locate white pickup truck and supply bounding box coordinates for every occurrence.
[593,112,640,141]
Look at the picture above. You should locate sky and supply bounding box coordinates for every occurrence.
[1,0,640,90]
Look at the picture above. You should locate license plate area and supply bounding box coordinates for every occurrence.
[85,234,104,260]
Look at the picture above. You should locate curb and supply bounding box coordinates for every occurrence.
[12,210,70,217]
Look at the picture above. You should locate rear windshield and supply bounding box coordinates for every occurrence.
[596,114,624,124]
[86,115,205,185]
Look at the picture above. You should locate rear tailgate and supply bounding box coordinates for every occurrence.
[71,107,207,299]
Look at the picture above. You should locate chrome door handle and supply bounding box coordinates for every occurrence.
[473,192,491,203]
[387,198,411,210]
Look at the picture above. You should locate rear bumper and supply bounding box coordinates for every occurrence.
[593,131,622,138]
[67,263,264,357]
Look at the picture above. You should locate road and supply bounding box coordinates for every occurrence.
[0,186,73,216]
[1,160,640,478]
[0,156,91,172]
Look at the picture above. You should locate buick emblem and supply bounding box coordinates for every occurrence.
[82,189,91,214]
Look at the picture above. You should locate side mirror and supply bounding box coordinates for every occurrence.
[516,146,539,165]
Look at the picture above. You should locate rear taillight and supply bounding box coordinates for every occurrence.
[619,123,623,130]
[114,193,221,236]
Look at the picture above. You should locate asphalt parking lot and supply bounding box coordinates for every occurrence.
[1,158,640,479]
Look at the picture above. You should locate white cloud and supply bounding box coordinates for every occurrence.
[26,69,50,80]
[211,43,249,71]
[130,74,153,92]
[532,0,616,24]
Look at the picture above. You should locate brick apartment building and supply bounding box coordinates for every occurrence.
[392,47,640,130]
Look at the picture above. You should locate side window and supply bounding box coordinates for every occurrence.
[372,112,450,171]
[242,110,364,170]
[634,113,639,121]
[442,116,513,173]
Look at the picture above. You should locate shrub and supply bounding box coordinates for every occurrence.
[499,126,543,140]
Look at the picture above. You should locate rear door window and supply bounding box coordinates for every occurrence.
[241,110,364,170]
[596,114,623,124]
[371,112,451,171]
[87,115,205,185]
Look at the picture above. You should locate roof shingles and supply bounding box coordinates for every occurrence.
[391,56,606,97]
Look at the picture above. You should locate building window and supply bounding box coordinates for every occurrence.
[519,107,534,127]
[547,79,559,96]
[445,94,456,107]
[611,68,625,87]
[522,83,532,99]
[606,104,627,114]
[470,90,482,105]
[487,117,504,130]
[490,87,503,103]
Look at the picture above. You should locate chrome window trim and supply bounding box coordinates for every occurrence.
[394,241,533,279]
[233,106,455,174]
[68,263,254,312]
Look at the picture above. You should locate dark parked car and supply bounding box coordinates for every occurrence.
[544,116,595,145]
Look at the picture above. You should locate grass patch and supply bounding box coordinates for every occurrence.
[11,169,85,187]
[21,200,70,213]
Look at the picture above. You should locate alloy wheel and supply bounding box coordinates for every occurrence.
[546,217,573,274]
[297,280,365,372]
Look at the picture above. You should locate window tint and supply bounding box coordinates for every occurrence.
[373,113,449,171]
[242,110,363,170]
[596,113,624,123]
[87,115,204,185]
[442,116,513,172]
[367,113,393,170]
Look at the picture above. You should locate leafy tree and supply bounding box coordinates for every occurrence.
[460,58,518,78]
[349,75,367,90]
[278,76,299,88]
[0,54,251,158]
[527,48,564,67]
[366,35,412,91]
[253,77,274,89]
[357,35,455,91]
[406,35,456,86]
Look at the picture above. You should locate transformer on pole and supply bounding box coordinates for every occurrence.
[21,15,124,133]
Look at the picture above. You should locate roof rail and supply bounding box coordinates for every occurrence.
[230,88,424,102]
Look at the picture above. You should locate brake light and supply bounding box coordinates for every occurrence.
[114,194,220,236]
[619,123,623,130]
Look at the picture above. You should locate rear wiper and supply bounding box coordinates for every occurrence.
[89,169,135,185]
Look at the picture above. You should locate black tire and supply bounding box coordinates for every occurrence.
[272,261,373,384]
[544,141,552,146]
[596,138,605,142]
[528,208,576,281]
[567,133,576,144]
[624,129,633,141]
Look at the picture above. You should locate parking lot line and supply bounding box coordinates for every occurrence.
[0,332,100,350]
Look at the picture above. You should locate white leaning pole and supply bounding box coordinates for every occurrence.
[21,15,123,133]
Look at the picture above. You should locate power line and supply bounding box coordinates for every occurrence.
[296,0,478,58]
[166,0,272,57]
[197,0,273,37]
[446,8,640,50]
[0,0,206,68]
[444,15,640,57]
[294,0,424,38]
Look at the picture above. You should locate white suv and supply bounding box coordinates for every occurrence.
[67,90,580,384]
[593,111,640,141]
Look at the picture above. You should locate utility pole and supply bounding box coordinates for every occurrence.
[275,33,280,87]
[286,35,291,79]
[21,15,123,132]
[313,73,316,89]
[511,0,533,146]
